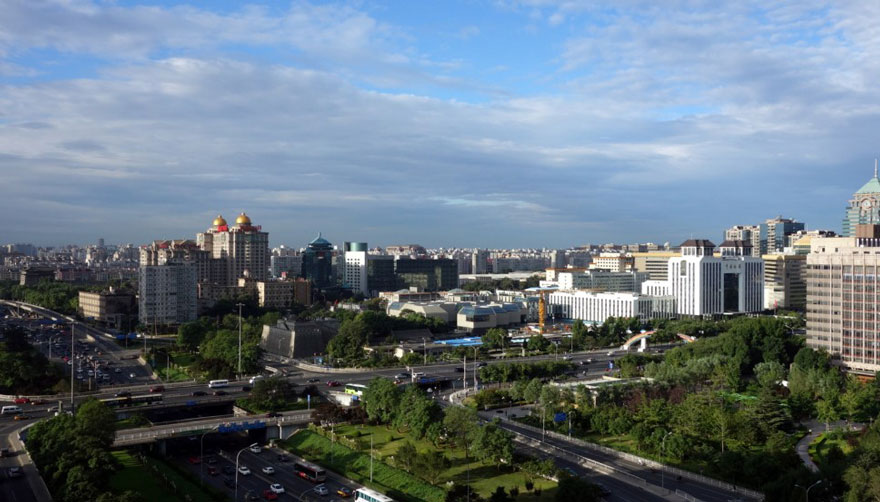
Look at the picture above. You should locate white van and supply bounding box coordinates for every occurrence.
[208,379,229,389]
[1,406,22,415]
[249,375,264,384]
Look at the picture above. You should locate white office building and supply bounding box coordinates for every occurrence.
[642,240,763,316]
[548,290,676,324]
[138,260,198,325]
[557,270,647,292]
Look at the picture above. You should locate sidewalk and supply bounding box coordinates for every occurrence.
[795,420,864,473]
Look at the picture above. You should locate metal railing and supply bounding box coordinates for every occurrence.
[114,412,313,446]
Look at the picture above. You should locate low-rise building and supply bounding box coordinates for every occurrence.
[260,318,340,359]
[548,290,676,324]
[77,289,136,329]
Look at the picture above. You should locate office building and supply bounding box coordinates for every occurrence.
[394,257,459,292]
[342,242,369,296]
[842,163,880,237]
[270,247,303,279]
[631,251,679,280]
[367,254,397,296]
[472,249,490,274]
[77,289,136,329]
[641,239,763,316]
[548,291,676,324]
[591,252,633,272]
[806,226,880,374]
[763,253,807,311]
[724,225,762,257]
[138,260,198,325]
[556,270,648,293]
[761,217,805,254]
[302,234,334,289]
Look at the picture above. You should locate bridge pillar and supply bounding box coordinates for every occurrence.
[156,439,167,456]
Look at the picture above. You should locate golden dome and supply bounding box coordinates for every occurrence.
[235,212,252,225]
[212,215,227,227]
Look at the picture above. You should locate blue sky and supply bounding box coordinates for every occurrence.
[1,0,878,248]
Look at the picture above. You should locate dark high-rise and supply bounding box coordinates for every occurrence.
[302,234,334,289]
[394,258,458,292]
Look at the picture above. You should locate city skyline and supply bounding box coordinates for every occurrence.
[1,1,878,247]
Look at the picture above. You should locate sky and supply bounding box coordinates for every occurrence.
[1,0,879,249]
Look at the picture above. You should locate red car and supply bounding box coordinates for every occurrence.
[13,397,29,405]
[207,466,218,476]
[326,381,341,387]
[187,456,201,465]
[150,385,165,393]
[262,490,279,501]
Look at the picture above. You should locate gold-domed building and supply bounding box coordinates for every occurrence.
[235,212,252,226]
[212,215,228,227]
[197,211,269,283]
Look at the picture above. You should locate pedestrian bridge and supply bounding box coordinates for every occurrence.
[114,411,313,447]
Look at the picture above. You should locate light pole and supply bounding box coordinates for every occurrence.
[661,431,672,490]
[795,480,822,502]
[70,322,75,412]
[199,427,217,486]
[236,302,244,378]
[235,442,259,502]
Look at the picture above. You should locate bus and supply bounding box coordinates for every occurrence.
[344,383,367,396]
[355,487,394,502]
[293,460,326,483]
[208,379,229,389]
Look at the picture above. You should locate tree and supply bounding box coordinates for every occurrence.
[443,406,478,450]
[417,450,451,485]
[555,476,601,502]
[488,486,512,502]
[527,335,550,352]
[250,377,297,411]
[446,484,483,502]
[395,385,443,439]
[395,441,418,473]
[363,377,401,425]
[482,328,506,350]
[471,420,514,469]
[177,321,207,352]
[754,361,785,389]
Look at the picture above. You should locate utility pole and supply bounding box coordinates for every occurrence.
[472,347,478,390]
[422,337,427,366]
[370,434,374,483]
[236,302,244,378]
[463,354,467,391]
[69,322,75,412]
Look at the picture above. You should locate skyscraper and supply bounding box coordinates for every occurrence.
[302,233,334,289]
[138,259,197,325]
[342,241,369,296]
[197,213,270,283]
[842,162,880,237]
[761,216,805,254]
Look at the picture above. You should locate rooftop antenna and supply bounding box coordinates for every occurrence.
[875,158,878,178]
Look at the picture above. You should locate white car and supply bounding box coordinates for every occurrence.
[314,485,329,496]
[262,466,275,475]
[249,445,262,454]
[114,368,122,374]
[238,466,251,475]
[270,483,285,494]
[129,373,136,378]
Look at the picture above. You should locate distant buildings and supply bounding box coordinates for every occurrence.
[138,260,197,325]
[302,234,334,289]
[762,253,806,310]
[842,164,880,237]
[394,257,458,292]
[342,242,369,297]
[724,217,804,255]
[555,270,647,293]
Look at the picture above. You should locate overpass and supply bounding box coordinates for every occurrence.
[114,410,313,447]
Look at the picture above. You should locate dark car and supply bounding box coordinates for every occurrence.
[276,454,290,462]
[205,455,217,464]
[337,487,354,498]
[241,385,252,392]
[150,385,165,393]
[213,390,227,396]
[307,378,320,383]
[191,390,207,397]
[223,477,235,488]
[207,466,218,476]
[326,380,341,387]
[115,391,132,398]
[223,465,235,475]
[454,367,464,372]
[266,411,281,418]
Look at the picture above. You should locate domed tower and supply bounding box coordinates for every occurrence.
[843,160,880,236]
[212,214,227,228]
[235,212,252,227]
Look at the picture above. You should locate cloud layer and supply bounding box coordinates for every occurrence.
[0,0,877,247]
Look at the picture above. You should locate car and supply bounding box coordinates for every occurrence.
[223,465,235,475]
[395,373,410,380]
[223,477,235,488]
[205,455,217,464]
[115,391,132,398]
[114,368,122,374]
[187,456,201,465]
[150,385,165,393]
[269,483,285,494]
[241,385,252,392]
[207,466,218,476]
[606,351,614,356]
[262,490,279,501]
[595,483,611,496]
[276,454,289,462]
[244,491,259,501]
[453,367,464,372]
[476,362,487,367]
[238,465,251,475]
[7,466,23,478]
[261,466,275,475]
[249,445,262,454]
[314,485,329,496]
[561,355,572,361]
[266,411,281,418]
[213,390,227,396]
[129,373,136,378]
[13,414,30,421]
[326,380,341,387]
[337,487,354,498]
[13,397,29,404]
[191,390,207,397]
[307,377,320,383]
[46,406,59,413]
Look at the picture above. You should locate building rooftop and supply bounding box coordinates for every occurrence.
[680,239,716,248]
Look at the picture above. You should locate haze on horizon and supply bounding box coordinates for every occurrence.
[1,0,878,249]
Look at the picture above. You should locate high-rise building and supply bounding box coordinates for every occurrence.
[761,216,805,254]
[197,213,270,283]
[842,163,880,237]
[724,225,761,257]
[641,239,763,316]
[631,251,679,281]
[806,227,880,374]
[302,234,334,289]
[762,253,806,310]
[138,259,197,325]
[472,249,490,274]
[342,242,369,296]
[367,254,396,296]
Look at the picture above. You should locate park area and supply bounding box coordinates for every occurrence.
[109,450,219,502]
[281,425,557,502]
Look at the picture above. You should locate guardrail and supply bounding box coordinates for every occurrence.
[675,489,702,502]
[114,412,313,446]
[510,420,763,501]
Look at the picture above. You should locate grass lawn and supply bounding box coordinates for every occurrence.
[809,432,855,468]
[109,450,219,502]
[115,415,152,430]
[154,352,196,382]
[284,425,556,502]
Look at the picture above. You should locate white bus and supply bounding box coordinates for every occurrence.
[355,488,394,502]
[1,406,22,415]
[208,379,229,389]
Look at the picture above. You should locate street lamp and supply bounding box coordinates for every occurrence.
[236,302,244,379]
[661,431,672,490]
[795,480,822,502]
[235,442,259,502]
[199,427,218,486]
